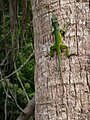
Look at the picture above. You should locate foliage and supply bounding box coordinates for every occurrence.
[0,0,35,120]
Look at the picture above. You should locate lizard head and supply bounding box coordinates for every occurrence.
[51,15,59,28]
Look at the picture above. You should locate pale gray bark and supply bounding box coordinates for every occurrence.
[31,0,90,120]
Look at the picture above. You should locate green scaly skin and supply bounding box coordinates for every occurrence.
[50,15,76,69]
[50,15,77,100]
[50,15,64,97]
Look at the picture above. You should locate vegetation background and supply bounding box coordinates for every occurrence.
[0,0,35,120]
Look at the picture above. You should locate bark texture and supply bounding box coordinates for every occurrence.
[31,0,90,119]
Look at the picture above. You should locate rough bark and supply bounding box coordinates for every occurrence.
[31,0,90,119]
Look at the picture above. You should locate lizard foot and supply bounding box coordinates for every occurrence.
[67,53,78,58]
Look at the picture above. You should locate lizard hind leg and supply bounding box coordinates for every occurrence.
[60,44,76,58]
[50,45,56,57]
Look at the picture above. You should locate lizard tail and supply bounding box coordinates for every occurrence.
[58,56,62,71]
[58,55,63,77]
[58,56,64,96]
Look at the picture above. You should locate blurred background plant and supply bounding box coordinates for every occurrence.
[0,0,35,119]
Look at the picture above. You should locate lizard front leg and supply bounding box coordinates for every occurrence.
[60,24,68,36]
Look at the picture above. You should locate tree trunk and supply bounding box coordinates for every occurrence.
[31,0,90,119]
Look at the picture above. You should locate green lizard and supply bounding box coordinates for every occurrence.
[50,15,76,68]
[50,15,77,96]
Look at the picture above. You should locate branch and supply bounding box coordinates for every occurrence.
[10,91,25,114]
[0,51,10,66]
[16,96,35,120]
[4,89,8,120]
[0,51,34,83]
[14,62,30,102]
[0,68,8,120]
